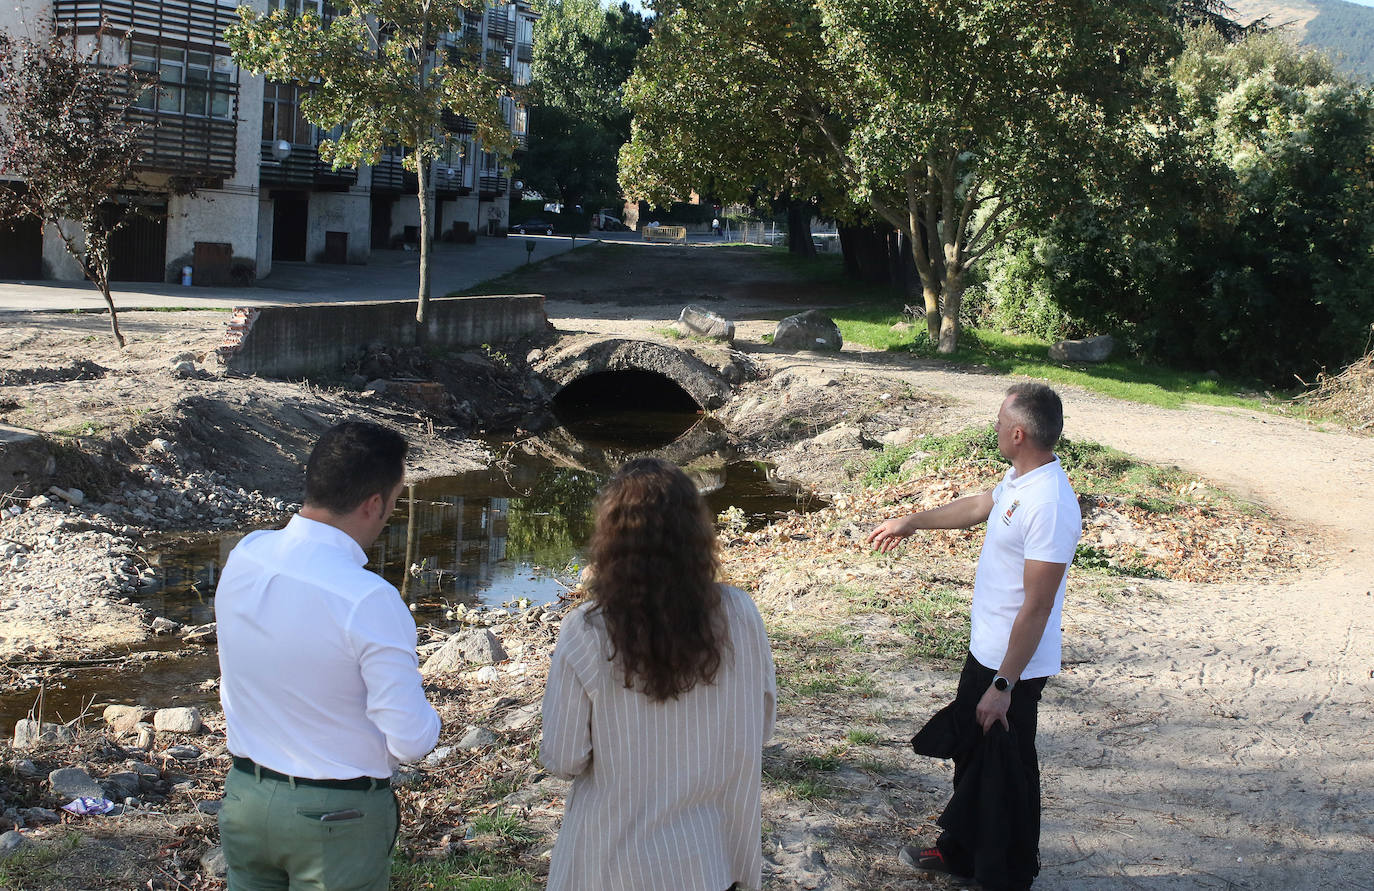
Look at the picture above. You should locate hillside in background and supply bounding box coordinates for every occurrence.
[1230,0,1374,79]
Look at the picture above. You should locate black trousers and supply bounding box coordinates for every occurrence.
[937,653,1048,886]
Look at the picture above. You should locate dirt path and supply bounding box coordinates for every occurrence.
[551,304,1374,889]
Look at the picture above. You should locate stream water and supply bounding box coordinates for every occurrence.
[1,402,821,734]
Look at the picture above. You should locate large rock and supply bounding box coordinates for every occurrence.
[153,707,202,734]
[103,705,150,734]
[200,846,228,878]
[12,720,74,750]
[677,305,735,343]
[103,771,142,798]
[808,423,866,451]
[49,767,104,800]
[1049,334,1115,363]
[0,830,26,860]
[456,726,498,751]
[421,628,509,676]
[773,311,842,351]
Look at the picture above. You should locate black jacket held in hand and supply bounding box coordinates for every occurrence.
[912,702,1038,891]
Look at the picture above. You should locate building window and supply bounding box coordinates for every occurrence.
[513,60,530,86]
[131,42,232,119]
[268,0,332,16]
[263,82,316,145]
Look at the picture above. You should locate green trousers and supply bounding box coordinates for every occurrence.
[218,765,398,891]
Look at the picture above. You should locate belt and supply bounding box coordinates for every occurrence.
[231,756,389,791]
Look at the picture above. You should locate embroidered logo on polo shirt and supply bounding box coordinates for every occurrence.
[1001,499,1021,526]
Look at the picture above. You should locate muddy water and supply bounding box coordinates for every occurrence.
[1,410,820,734]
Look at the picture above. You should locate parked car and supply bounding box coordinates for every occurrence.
[510,219,555,235]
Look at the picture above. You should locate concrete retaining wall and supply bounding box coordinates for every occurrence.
[217,295,549,379]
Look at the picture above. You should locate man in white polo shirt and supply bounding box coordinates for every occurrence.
[869,383,1081,890]
[215,421,441,890]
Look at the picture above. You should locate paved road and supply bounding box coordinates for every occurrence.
[0,231,640,312]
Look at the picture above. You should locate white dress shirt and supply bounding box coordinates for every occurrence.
[541,585,776,891]
[215,515,440,780]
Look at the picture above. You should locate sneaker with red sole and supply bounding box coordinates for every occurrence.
[898,845,974,883]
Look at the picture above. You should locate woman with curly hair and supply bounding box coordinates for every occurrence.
[541,457,777,891]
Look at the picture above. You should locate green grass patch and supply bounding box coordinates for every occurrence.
[469,808,540,844]
[830,304,1281,411]
[1073,544,1166,580]
[840,583,971,664]
[860,443,921,486]
[391,851,538,891]
[845,728,881,746]
[0,831,82,886]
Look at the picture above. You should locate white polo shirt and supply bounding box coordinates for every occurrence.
[216,515,440,780]
[970,457,1082,680]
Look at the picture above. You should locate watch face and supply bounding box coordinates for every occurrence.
[994,676,1009,691]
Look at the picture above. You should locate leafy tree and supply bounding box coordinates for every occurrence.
[523,0,650,210]
[621,0,1177,352]
[226,0,515,331]
[981,30,1374,382]
[0,26,149,348]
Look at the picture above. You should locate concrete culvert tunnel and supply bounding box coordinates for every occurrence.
[553,369,702,415]
[552,369,704,449]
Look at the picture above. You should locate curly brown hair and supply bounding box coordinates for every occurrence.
[586,457,725,702]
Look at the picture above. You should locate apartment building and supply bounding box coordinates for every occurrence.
[0,0,534,284]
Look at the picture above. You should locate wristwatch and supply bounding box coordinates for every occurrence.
[993,675,1014,692]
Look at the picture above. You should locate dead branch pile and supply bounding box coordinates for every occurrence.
[1298,348,1374,433]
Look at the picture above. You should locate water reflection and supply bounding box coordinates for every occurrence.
[145,455,814,626]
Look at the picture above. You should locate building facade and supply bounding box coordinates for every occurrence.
[0,0,534,284]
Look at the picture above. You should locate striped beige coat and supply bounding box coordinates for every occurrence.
[540,585,776,891]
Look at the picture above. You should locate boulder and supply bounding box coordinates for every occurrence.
[49,767,104,800]
[164,744,202,761]
[773,310,842,351]
[12,719,74,749]
[677,305,735,343]
[880,427,919,448]
[1048,334,1115,363]
[200,846,228,878]
[0,830,25,860]
[103,705,150,734]
[456,726,498,750]
[810,423,866,451]
[103,771,142,798]
[150,617,181,635]
[153,707,202,734]
[421,629,508,676]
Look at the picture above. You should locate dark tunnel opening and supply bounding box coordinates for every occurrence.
[552,369,703,449]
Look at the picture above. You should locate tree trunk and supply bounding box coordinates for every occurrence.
[85,244,125,348]
[938,272,964,354]
[400,484,416,602]
[786,201,815,257]
[415,153,432,339]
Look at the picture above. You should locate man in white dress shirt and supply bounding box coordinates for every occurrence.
[869,383,1082,889]
[215,421,440,890]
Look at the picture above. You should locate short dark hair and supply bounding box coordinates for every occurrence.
[1005,383,1064,449]
[304,421,407,514]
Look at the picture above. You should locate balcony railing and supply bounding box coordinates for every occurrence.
[478,174,507,196]
[486,14,515,44]
[434,164,467,197]
[441,112,476,135]
[131,106,238,178]
[370,155,407,193]
[259,141,357,189]
[54,0,239,50]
